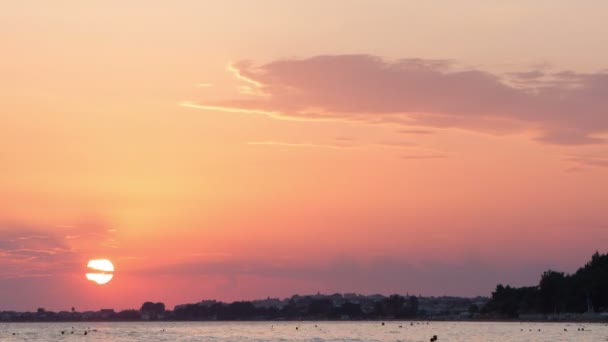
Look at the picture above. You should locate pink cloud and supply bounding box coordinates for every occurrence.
[194,55,608,145]
[0,226,78,279]
[0,220,114,279]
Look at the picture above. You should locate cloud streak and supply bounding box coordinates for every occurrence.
[244,140,449,161]
[565,155,608,169]
[0,226,78,279]
[135,256,549,297]
[401,154,447,160]
[246,141,355,149]
[190,55,608,145]
[0,220,117,279]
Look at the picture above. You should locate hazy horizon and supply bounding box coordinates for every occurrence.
[1,1,607,312]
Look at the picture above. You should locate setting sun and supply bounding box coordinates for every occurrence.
[86,259,114,285]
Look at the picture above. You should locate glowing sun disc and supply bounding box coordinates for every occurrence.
[86,259,114,285]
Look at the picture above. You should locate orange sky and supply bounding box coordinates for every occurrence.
[1,1,608,311]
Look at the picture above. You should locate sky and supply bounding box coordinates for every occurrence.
[1,0,608,311]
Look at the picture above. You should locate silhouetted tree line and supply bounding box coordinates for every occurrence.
[484,251,608,317]
[0,295,423,322]
[172,295,419,320]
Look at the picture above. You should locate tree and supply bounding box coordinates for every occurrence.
[404,296,419,317]
[308,299,333,316]
[538,270,566,313]
[485,251,608,317]
[117,309,141,320]
[335,302,362,318]
[140,302,166,320]
[223,301,256,320]
[384,294,405,317]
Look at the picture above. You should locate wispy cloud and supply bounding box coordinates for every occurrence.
[227,62,264,89]
[180,101,325,122]
[246,141,355,149]
[188,55,608,145]
[398,129,434,135]
[227,61,268,97]
[0,220,117,279]
[564,155,608,169]
[246,140,430,153]
[401,154,447,160]
[373,141,416,149]
[0,226,78,279]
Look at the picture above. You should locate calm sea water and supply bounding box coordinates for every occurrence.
[0,321,606,341]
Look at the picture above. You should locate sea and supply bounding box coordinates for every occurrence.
[0,321,605,341]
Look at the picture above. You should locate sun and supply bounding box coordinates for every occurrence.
[86,259,114,285]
